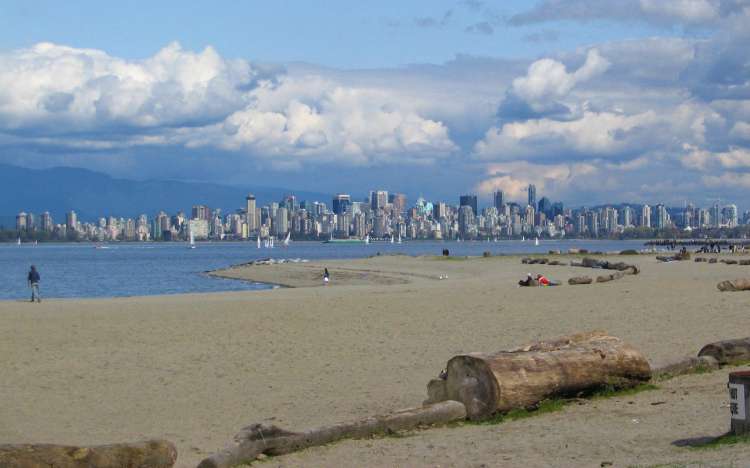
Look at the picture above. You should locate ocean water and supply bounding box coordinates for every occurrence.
[0,239,652,300]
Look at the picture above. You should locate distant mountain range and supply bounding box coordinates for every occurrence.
[0,163,330,226]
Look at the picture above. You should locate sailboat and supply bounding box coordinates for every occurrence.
[534,237,539,246]
[365,234,370,244]
[397,233,402,244]
[17,237,21,246]
[269,237,274,248]
[521,235,525,242]
[188,230,196,249]
[257,236,261,249]
[390,234,394,244]
[282,232,291,247]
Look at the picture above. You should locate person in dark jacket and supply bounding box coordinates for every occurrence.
[27,265,41,303]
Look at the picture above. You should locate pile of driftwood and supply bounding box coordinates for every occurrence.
[521,257,567,266]
[571,257,640,275]
[695,257,750,265]
[717,278,750,291]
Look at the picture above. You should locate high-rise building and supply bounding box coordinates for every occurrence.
[371,190,389,211]
[537,197,552,217]
[640,205,651,228]
[192,205,211,221]
[528,184,537,208]
[458,205,474,238]
[332,194,351,215]
[274,207,289,236]
[621,206,633,228]
[433,202,448,220]
[493,190,504,211]
[711,203,721,228]
[66,210,78,231]
[389,193,407,215]
[246,194,257,232]
[41,211,53,232]
[655,204,669,229]
[15,212,27,231]
[724,204,739,227]
[459,194,478,217]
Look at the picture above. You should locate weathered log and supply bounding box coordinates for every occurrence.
[717,279,750,291]
[582,257,601,268]
[698,337,750,365]
[695,257,707,262]
[0,439,176,468]
[424,331,651,420]
[721,259,739,265]
[709,258,718,264]
[596,271,625,283]
[740,260,750,266]
[651,355,719,380]
[548,260,567,266]
[198,401,466,468]
[568,276,593,285]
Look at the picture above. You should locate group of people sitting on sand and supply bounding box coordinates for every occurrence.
[518,273,559,287]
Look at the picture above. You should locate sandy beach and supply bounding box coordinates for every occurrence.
[3,253,750,467]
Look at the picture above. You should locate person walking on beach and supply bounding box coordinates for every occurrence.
[323,268,330,286]
[27,265,41,303]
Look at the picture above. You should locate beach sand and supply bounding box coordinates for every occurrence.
[3,253,750,467]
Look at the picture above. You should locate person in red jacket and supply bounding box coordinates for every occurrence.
[536,273,550,286]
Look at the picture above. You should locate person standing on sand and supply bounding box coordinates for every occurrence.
[27,265,41,303]
[323,268,330,286]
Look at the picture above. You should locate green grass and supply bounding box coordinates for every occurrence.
[588,382,659,399]
[686,432,750,450]
[465,398,568,426]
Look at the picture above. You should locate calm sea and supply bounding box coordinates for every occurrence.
[0,239,652,300]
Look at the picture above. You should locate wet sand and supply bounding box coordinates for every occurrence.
[3,253,750,467]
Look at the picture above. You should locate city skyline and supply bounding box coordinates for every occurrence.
[0,1,748,206]
[8,183,748,243]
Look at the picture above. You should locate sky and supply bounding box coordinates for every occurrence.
[0,0,749,207]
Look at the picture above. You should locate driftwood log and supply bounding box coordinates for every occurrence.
[198,401,466,468]
[721,259,739,265]
[717,279,750,291]
[568,276,593,285]
[740,260,750,266]
[424,331,651,420]
[698,338,750,365]
[0,440,176,468]
[596,271,625,283]
[651,355,719,380]
[709,258,718,264]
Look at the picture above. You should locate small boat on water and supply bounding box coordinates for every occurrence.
[188,231,196,249]
[282,232,291,247]
[535,237,539,246]
[16,237,21,246]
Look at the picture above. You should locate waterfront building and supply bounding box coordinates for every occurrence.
[459,194,478,218]
[528,184,537,208]
[245,194,257,232]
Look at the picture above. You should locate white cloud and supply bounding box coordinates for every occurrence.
[0,42,256,131]
[504,48,609,115]
[475,110,660,161]
[682,145,750,170]
[475,161,598,199]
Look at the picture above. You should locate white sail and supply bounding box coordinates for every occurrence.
[17,237,21,245]
[521,235,525,242]
[270,237,274,248]
[189,230,195,248]
[365,234,370,244]
[283,232,291,246]
[398,233,402,244]
[390,234,394,244]
[534,237,539,246]
[257,236,261,249]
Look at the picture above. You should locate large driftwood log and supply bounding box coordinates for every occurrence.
[0,439,176,468]
[651,355,719,380]
[717,279,750,291]
[424,331,651,420]
[596,271,625,283]
[568,276,593,285]
[198,401,466,468]
[698,337,750,365]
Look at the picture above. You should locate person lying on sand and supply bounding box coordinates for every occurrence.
[518,273,537,287]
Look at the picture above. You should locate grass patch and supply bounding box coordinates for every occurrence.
[431,255,469,261]
[684,432,750,450]
[588,382,659,399]
[467,398,568,426]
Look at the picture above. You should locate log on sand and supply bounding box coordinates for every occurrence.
[698,337,750,365]
[717,279,750,291]
[198,401,466,468]
[0,440,176,468]
[424,331,651,420]
[596,271,625,283]
[568,276,593,285]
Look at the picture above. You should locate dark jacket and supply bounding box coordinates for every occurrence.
[28,270,40,283]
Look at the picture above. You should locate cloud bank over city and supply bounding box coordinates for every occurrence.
[0,0,749,206]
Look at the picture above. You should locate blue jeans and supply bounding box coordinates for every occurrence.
[30,283,41,302]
